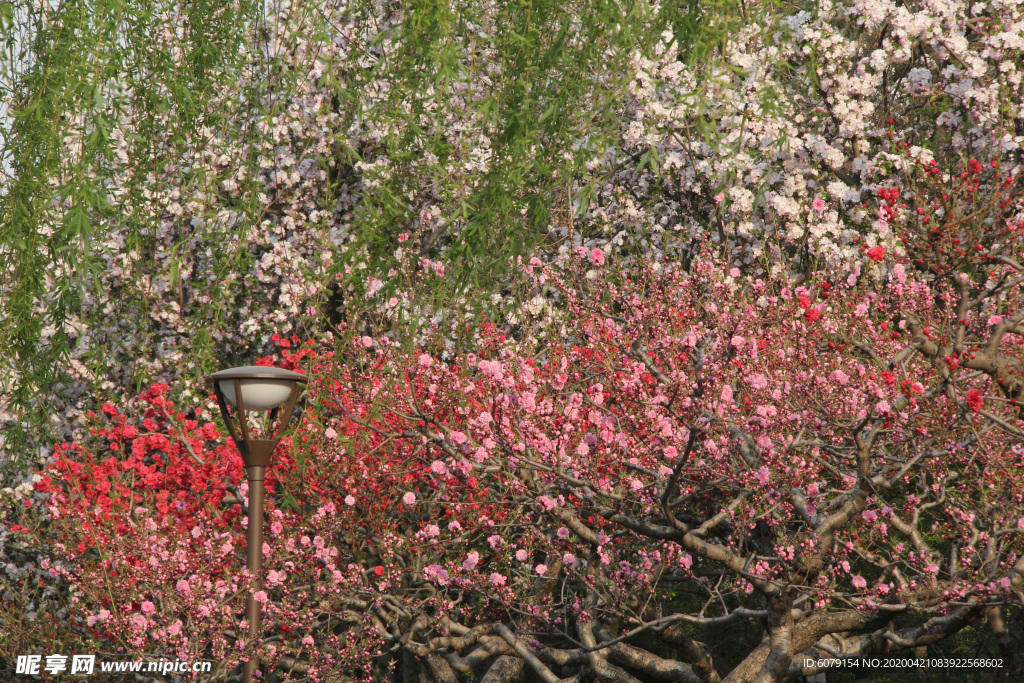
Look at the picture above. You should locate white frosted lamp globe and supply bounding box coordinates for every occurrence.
[207,366,307,411]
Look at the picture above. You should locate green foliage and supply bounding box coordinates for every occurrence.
[0,0,267,448]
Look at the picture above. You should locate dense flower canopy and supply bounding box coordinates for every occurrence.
[6,230,1024,680]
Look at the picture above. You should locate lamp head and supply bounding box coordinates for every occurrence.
[207,365,307,411]
[204,365,307,468]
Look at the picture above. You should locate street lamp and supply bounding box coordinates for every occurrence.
[205,365,307,683]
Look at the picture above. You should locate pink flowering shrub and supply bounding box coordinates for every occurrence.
[8,219,1024,681]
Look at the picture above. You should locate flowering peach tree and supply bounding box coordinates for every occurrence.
[7,216,1024,681]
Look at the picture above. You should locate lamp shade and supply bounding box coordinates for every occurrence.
[206,366,307,411]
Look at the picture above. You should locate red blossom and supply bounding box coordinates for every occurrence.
[965,389,984,411]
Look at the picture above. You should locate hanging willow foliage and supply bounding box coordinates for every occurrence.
[0,0,774,465]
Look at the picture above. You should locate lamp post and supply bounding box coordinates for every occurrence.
[205,366,306,683]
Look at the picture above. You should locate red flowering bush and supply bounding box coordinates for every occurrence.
[7,226,1024,681]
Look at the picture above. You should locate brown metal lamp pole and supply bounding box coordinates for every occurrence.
[205,366,306,683]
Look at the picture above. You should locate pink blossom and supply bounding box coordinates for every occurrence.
[680,554,692,569]
[176,580,190,593]
[418,354,433,367]
[344,495,356,506]
[875,400,891,414]
[535,564,549,575]
[590,248,605,266]
[254,590,268,604]
[424,565,450,585]
[811,197,826,213]
[748,374,768,389]
[713,192,725,205]
[755,466,770,485]
[168,622,182,636]
[141,601,156,615]
[488,534,503,548]
[477,360,505,380]
[563,553,576,566]
[450,431,467,444]
[851,575,867,589]
[730,335,746,348]
[862,510,877,523]
[829,369,849,385]
[490,572,507,586]
[463,551,480,571]
[431,460,448,475]
[516,549,528,562]
[448,521,462,533]
[361,336,374,348]
[402,492,416,505]
[987,315,1003,325]
[324,427,338,439]
[893,263,907,283]
[557,527,570,539]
